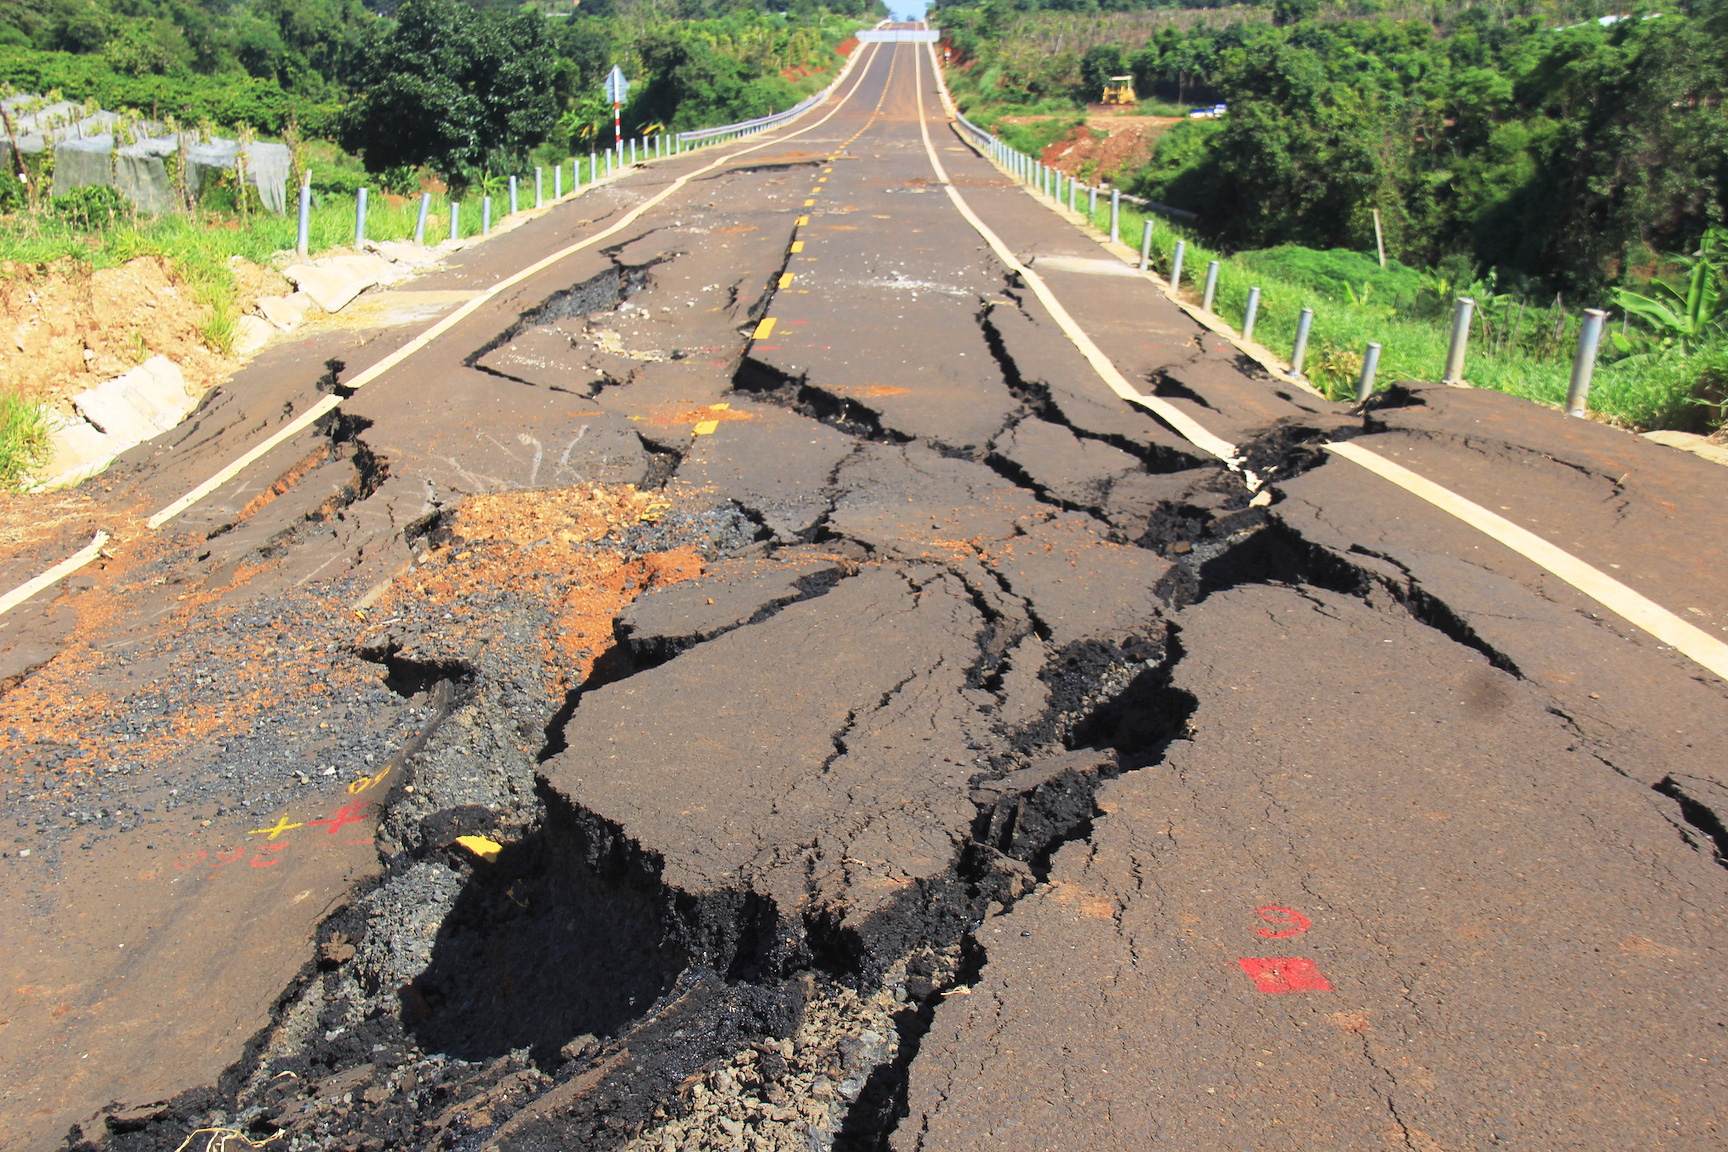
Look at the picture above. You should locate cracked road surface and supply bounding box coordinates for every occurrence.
[1,34,1725,1152]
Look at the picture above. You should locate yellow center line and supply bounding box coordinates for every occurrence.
[0,41,894,619]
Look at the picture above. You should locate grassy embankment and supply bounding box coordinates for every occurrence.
[1072,195,1708,429]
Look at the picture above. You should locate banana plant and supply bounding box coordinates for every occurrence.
[1612,226,1727,354]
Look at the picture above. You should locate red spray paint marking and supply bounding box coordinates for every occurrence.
[1237,957,1334,994]
[306,802,368,836]
[1253,906,1312,938]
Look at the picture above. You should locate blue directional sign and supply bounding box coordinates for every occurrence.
[605,66,629,106]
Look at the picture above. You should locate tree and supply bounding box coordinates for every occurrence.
[339,0,555,188]
[1079,44,1121,101]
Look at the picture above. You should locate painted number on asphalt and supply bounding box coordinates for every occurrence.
[1253,905,1312,938]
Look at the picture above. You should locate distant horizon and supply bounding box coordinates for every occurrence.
[888,1,930,21]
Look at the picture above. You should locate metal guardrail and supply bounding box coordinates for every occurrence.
[952,111,1197,223]
[675,44,864,146]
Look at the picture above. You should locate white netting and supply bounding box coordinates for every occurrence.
[1,95,291,214]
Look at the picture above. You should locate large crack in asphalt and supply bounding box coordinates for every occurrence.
[74,179,1720,1152]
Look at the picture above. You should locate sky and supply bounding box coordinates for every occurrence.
[889,0,930,20]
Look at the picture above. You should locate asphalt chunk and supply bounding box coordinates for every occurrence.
[900,582,1728,1151]
[543,563,1001,977]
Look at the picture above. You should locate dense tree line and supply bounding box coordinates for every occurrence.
[0,0,876,191]
[939,0,1728,295]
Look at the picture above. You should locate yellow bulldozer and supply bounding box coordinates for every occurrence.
[1101,75,1138,106]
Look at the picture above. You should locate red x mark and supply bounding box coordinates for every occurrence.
[1237,957,1334,994]
[307,801,368,836]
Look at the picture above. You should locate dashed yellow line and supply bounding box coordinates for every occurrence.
[779,273,794,288]
[753,317,778,340]
[790,241,804,253]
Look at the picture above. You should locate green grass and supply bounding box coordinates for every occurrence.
[1079,198,1714,432]
[0,393,50,490]
[0,157,620,488]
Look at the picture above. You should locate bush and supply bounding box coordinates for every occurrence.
[0,170,23,212]
[49,184,128,229]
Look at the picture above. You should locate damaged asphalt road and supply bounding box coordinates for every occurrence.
[2,39,1726,1152]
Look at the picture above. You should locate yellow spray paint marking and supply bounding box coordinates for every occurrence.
[790,241,804,253]
[693,420,720,436]
[795,215,809,226]
[346,764,391,794]
[753,317,778,340]
[248,817,304,840]
[712,402,730,410]
[455,835,503,862]
[818,177,827,183]
[779,273,794,289]
[803,199,816,207]
[823,167,832,173]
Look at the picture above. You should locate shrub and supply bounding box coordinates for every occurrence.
[49,184,128,229]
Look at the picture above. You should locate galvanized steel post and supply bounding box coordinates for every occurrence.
[296,177,310,255]
[554,164,562,199]
[629,138,637,165]
[354,187,367,247]
[509,175,518,215]
[1169,240,1185,289]
[1567,309,1608,417]
[1291,307,1314,377]
[482,196,491,235]
[450,201,459,241]
[1242,286,1261,342]
[1201,260,1220,313]
[1357,342,1382,402]
[535,168,543,209]
[1138,220,1153,272]
[1442,297,1475,385]
[1068,179,1077,213]
[1089,185,1097,217]
[414,192,430,245]
[1109,188,1120,245]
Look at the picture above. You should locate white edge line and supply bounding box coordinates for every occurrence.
[911,43,1241,470]
[4,42,886,617]
[144,40,882,533]
[0,530,109,616]
[1327,440,1728,681]
[920,43,1725,684]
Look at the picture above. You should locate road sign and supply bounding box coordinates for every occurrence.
[604,66,629,106]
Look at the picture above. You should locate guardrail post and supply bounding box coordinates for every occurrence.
[1069,179,1077,213]
[1169,239,1185,289]
[450,200,459,241]
[414,192,430,244]
[1357,342,1382,402]
[1138,220,1153,272]
[1088,185,1098,217]
[554,164,562,199]
[629,139,637,165]
[1567,309,1608,417]
[509,175,518,215]
[1110,189,1120,245]
[354,187,368,247]
[589,151,596,185]
[535,168,543,208]
[606,151,614,176]
[1441,296,1474,385]
[1202,260,1220,312]
[1291,306,1314,377]
[296,177,310,255]
[1242,286,1262,341]
[483,196,491,235]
